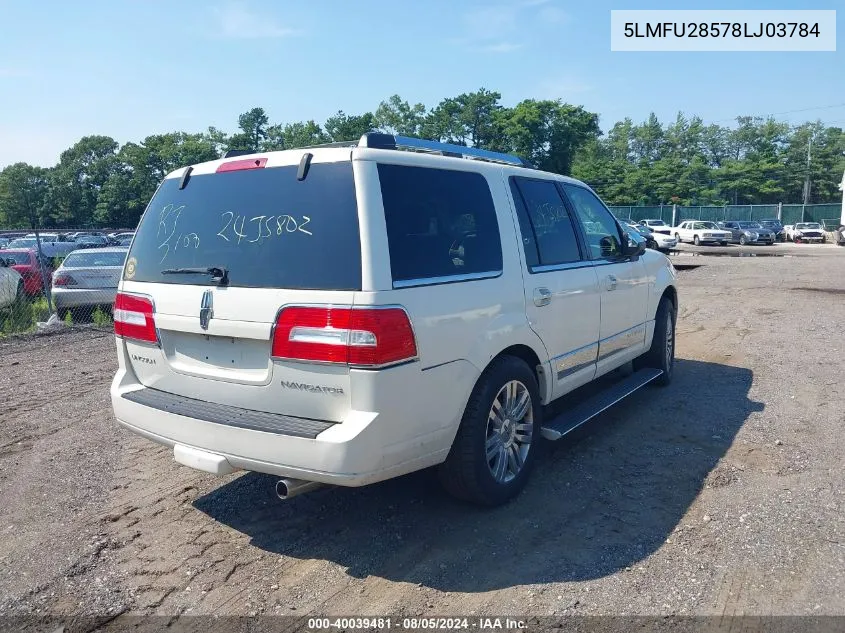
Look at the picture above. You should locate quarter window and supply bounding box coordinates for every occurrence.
[378,164,502,285]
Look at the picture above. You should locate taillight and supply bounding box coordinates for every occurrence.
[114,292,157,344]
[272,306,417,367]
[53,273,77,286]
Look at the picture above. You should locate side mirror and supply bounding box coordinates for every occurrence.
[623,231,647,257]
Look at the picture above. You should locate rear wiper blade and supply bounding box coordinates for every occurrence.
[160,266,229,285]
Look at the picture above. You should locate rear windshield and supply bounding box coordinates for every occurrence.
[63,251,127,267]
[126,162,361,289]
[1,251,31,265]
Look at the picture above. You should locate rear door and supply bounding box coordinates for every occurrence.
[509,176,601,398]
[560,183,650,375]
[118,155,363,423]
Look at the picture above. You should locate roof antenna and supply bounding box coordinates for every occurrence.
[297,153,313,181]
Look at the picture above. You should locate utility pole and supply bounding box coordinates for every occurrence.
[802,135,813,205]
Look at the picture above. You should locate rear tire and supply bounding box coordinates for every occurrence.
[634,297,676,386]
[438,356,542,506]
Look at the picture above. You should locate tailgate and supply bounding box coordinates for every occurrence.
[116,155,361,424]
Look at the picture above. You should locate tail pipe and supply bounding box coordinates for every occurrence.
[275,478,324,500]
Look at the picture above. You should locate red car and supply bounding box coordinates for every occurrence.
[0,249,52,296]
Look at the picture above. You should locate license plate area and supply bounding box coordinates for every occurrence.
[161,330,272,383]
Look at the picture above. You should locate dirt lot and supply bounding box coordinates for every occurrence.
[1,244,844,623]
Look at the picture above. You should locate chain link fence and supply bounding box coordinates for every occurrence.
[1,239,127,339]
[610,203,843,226]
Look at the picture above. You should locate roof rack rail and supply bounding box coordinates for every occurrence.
[358,133,530,167]
[222,134,533,167]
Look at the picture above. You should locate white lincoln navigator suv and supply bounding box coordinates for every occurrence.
[110,133,678,506]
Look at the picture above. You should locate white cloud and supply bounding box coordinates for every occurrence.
[458,2,569,53]
[539,6,569,24]
[536,77,595,99]
[212,4,298,39]
[481,42,524,53]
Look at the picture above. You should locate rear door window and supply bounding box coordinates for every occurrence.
[126,162,361,290]
[509,177,582,269]
[377,164,502,286]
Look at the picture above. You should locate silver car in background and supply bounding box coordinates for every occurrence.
[51,247,128,319]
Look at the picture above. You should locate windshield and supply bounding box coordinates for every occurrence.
[796,223,821,229]
[647,220,665,226]
[760,220,779,226]
[127,161,361,290]
[700,222,719,229]
[738,222,762,229]
[8,238,36,248]
[635,226,652,235]
[62,251,127,267]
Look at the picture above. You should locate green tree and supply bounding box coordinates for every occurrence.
[44,135,120,226]
[263,121,330,150]
[228,107,270,151]
[0,163,50,228]
[500,99,599,173]
[324,111,377,142]
[422,88,504,148]
[374,95,427,136]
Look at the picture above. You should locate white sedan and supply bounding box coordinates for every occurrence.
[674,221,732,246]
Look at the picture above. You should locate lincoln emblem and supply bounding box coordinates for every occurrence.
[199,290,213,330]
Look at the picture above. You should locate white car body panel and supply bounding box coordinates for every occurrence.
[0,260,22,307]
[111,144,678,487]
[674,221,731,244]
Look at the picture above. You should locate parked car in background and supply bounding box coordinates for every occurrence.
[8,235,76,258]
[785,222,826,243]
[0,256,24,307]
[674,220,731,246]
[0,249,52,295]
[628,223,677,252]
[74,235,111,249]
[638,219,672,235]
[52,247,128,320]
[718,221,776,245]
[759,219,786,241]
[114,235,135,247]
[0,237,11,249]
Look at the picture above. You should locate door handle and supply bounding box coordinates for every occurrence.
[533,287,552,307]
[606,275,618,291]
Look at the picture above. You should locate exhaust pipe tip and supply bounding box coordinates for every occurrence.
[276,478,323,500]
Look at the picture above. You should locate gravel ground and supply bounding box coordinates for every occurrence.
[1,243,843,625]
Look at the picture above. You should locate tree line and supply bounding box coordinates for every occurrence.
[1,88,842,229]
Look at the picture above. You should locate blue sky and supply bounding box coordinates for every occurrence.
[0,0,842,168]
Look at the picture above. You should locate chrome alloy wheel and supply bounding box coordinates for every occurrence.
[665,309,675,370]
[486,380,533,483]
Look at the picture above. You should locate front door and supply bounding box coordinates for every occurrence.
[560,183,650,377]
[508,176,601,400]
